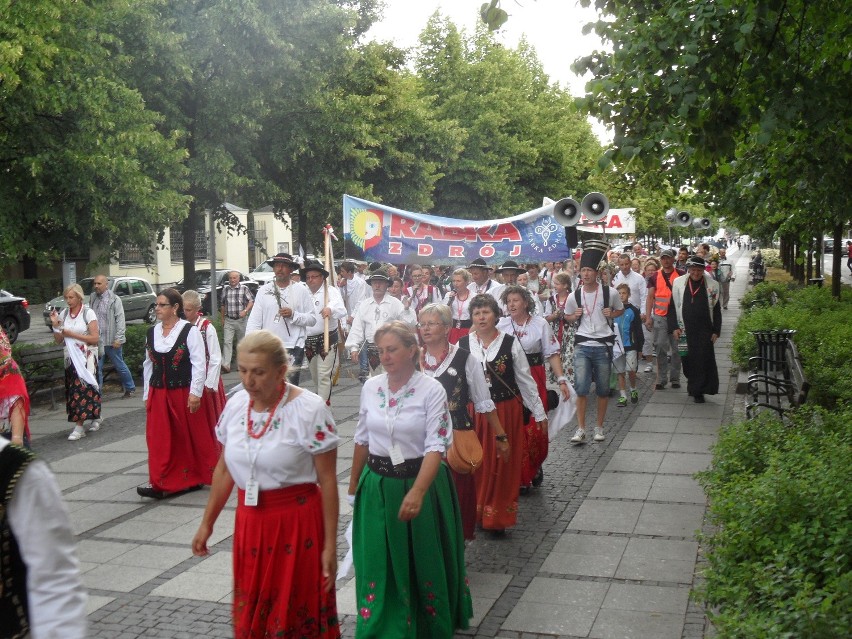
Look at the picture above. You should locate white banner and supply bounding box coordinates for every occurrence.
[580,208,636,234]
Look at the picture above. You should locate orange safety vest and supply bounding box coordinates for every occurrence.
[653,270,675,316]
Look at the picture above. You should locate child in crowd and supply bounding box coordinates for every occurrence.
[613,284,644,406]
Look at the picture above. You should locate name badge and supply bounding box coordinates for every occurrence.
[389,443,405,467]
[244,478,259,507]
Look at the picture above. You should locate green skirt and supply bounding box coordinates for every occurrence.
[353,462,473,638]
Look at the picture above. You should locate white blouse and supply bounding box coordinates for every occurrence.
[217,388,339,490]
[497,315,559,357]
[60,307,97,364]
[423,344,496,414]
[468,332,547,422]
[193,317,222,390]
[354,372,452,459]
[141,319,206,400]
[441,290,474,322]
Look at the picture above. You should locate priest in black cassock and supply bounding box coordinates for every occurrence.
[671,256,722,403]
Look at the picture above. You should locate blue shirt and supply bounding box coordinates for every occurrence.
[615,305,636,348]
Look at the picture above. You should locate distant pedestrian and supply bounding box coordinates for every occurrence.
[219,270,254,373]
[715,248,734,309]
[645,249,682,390]
[613,284,644,406]
[91,275,136,401]
[846,241,852,274]
[672,257,722,403]
[302,260,348,405]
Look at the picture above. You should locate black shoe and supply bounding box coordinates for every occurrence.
[137,484,166,499]
[519,485,530,496]
[122,389,136,399]
[671,382,681,389]
[694,395,706,403]
[486,528,507,538]
[655,383,666,390]
[532,467,544,488]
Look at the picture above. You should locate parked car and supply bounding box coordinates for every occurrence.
[42,276,157,328]
[175,269,260,315]
[0,289,31,344]
[248,261,275,285]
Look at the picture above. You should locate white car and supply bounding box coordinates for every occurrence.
[248,262,275,285]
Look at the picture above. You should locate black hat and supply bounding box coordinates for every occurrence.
[685,255,707,269]
[467,258,493,271]
[300,260,329,279]
[579,239,610,271]
[495,260,525,274]
[265,253,299,268]
[366,266,391,283]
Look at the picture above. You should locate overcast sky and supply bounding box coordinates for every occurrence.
[367,0,604,97]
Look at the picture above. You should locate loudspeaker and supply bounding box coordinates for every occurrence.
[693,217,711,229]
[581,192,609,222]
[664,207,678,224]
[676,210,692,227]
[552,197,582,227]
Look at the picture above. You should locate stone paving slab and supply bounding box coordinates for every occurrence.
[588,472,654,500]
[567,500,643,534]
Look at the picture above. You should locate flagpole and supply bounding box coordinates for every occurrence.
[322,225,337,354]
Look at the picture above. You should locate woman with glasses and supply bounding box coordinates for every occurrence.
[137,288,219,499]
[418,303,506,540]
[498,286,569,491]
[348,321,472,637]
[441,268,474,344]
[459,295,545,535]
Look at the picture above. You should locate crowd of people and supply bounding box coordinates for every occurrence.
[0,237,735,638]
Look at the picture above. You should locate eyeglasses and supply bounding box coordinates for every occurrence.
[155,303,173,307]
[419,321,444,329]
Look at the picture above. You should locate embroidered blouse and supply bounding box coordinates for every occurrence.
[354,372,452,459]
[142,320,205,400]
[497,315,559,357]
[423,344,496,417]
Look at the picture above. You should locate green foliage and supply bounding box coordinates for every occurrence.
[758,249,782,269]
[732,284,852,407]
[696,407,852,637]
[1,279,63,305]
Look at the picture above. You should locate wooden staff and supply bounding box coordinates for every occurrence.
[323,227,331,353]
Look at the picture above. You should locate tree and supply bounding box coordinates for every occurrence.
[0,0,188,272]
[573,0,851,295]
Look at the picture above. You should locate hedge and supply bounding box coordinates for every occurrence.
[696,407,852,637]
[1,278,63,305]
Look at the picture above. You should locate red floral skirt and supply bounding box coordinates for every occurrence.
[233,484,340,639]
[520,364,549,488]
[145,386,220,492]
[450,467,477,540]
[474,397,524,530]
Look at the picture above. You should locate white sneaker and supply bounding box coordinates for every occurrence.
[86,420,101,432]
[570,428,587,444]
[68,427,85,441]
[594,427,605,442]
[644,363,653,373]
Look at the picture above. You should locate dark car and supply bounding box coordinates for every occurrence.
[175,269,260,315]
[0,289,31,344]
[43,276,158,328]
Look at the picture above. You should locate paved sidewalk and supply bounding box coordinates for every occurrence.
[22,248,749,638]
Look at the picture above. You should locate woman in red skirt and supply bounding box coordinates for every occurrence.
[137,288,219,499]
[441,268,474,344]
[193,330,340,639]
[497,286,571,490]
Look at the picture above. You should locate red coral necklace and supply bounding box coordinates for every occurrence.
[246,383,289,439]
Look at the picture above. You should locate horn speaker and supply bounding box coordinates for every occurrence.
[552,197,582,227]
[676,210,692,227]
[693,217,711,229]
[581,192,609,222]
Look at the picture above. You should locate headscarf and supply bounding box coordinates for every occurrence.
[0,328,31,440]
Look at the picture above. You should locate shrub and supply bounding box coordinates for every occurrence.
[1,278,63,305]
[696,407,852,637]
[758,248,782,268]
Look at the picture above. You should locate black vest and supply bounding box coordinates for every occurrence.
[435,348,472,431]
[0,444,36,638]
[459,333,519,404]
[147,323,193,389]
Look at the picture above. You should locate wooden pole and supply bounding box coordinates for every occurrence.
[323,228,331,353]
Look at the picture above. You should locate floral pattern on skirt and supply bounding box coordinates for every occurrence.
[64,365,101,423]
[548,319,576,387]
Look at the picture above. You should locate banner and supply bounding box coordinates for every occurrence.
[343,195,574,265]
[581,208,636,234]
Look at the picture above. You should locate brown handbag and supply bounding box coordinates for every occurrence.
[446,429,483,475]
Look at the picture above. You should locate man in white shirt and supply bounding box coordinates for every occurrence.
[246,253,316,384]
[337,261,369,379]
[563,240,623,444]
[715,247,734,309]
[0,440,88,638]
[302,260,348,404]
[612,254,647,319]
[467,258,504,300]
[345,266,416,377]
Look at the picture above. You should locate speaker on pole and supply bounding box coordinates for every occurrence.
[580,192,609,222]
[676,210,692,227]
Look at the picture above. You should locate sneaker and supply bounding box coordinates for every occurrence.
[630,389,639,404]
[644,363,653,373]
[68,426,85,441]
[86,420,101,432]
[593,427,605,442]
[617,396,627,407]
[570,428,587,444]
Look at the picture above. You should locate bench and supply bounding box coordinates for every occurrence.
[746,338,810,418]
[748,290,778,310]
[19,344,118,409]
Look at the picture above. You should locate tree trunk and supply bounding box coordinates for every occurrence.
[21,255,38,279]
[182,204,199,290]
[832,223,842,300]
[806,236,813,282]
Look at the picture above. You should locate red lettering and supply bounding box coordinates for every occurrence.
[389,216,417,239]
[488,223,522,242]
[608,215,622,229]
[417,244,433,256]
[448,245,465,257]
[444,226,478,242]
[479,244,495,258]
[388,242,402,255]
[415,223,443,241]
[509,244,521,257]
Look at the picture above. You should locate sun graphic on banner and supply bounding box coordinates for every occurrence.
[349,208,383,250]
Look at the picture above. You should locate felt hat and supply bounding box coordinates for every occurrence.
[495,260,525,274]
[685,255,707,269]
[300,260,329,279]
[467,258,493,271]
[579,239,610,271]
[265,253,299,268]
[366,266,392,283]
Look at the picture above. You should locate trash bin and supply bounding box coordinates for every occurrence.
[749,330,797,373]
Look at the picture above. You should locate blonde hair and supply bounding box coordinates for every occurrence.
[182,290,202,309]
[373,321,419,364]
[419,303,451,327]
[63,283,85,304]
[238,330,289,370]
[452,268,471,285]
